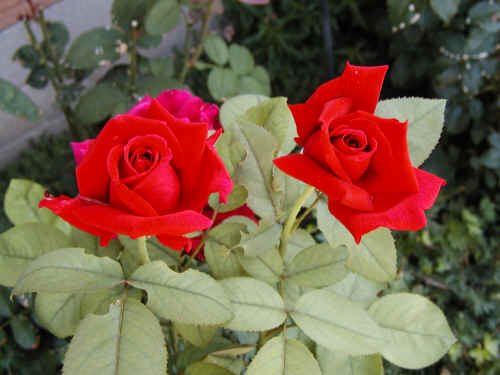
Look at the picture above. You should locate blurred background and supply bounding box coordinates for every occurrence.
[0,0,498,374]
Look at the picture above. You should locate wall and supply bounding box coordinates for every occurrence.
[0,0,184,167]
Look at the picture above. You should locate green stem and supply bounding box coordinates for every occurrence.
[38,11,64,85]
[128,30,138,96]
[137,236,151,265]
[178,0,214,82]
[279,186,315,258]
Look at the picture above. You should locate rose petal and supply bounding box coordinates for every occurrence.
[71,139,95,166]
[157,234,192,251]
[127,95,152,117]
[331,168,446,243]
[273,153,373,211]
[72,206,213,238]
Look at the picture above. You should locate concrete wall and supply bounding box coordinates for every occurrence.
[0,0,184,167]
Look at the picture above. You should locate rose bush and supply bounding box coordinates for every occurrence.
[40,90,232,250]
[274,62,446,242]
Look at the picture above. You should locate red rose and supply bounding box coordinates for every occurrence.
[274,63,445,242]
[40,91,233,250]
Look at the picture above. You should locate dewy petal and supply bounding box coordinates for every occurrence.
[72,206,213,238]
[71,139,95,166]
[76,115,183,202]
[273,153,373,211]
[330,168,446,243]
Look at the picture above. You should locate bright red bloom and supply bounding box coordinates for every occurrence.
[41,91,232,250]
[274,62,445,243]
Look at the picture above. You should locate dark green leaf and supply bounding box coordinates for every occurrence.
[145,0,182,35]
[75,83,128,125]
[0,78,41,121]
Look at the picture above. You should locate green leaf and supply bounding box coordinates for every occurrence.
[135,75,187,97]
[71,227,121,259]
[208,68,238,101]
[369,293,457,369]
[237,76,270,97]
[4,179,66,230]
[10,315,39,350]
[119,235,181,268]
[130,261,233,325]
[186,362,233,375]
[237,246,283,285]
[112,0,148,32]
[375,97,446,167]
[286,228,316,263]
[75,83,128,125]
[35,293,81,338]
[220,277,286,331]
[0,223,72,287]
[204,355,245,374]
[250,66,271,91]
[316,345,384,375]
[286,244,348,288]
[228,44,255,75]
[79,285,127,317]
[247,336,321,375]
[66,27,122,69]
[12,45,40,69]
[0,287,13,318]
[204,35,229,65]
[209,184,248,213]
[219,94,269,128]
[63,298,167,375]
[174,322,217,348]
[214,130,247,177]
[26,64,50,89]
[239,97,297,155]
[239,221,282,256]
[325,272,384,309]
[175,337,233,373]
[317,200,396,283]
[0,78,41,121]
[150,56,175,77]
[291,289,387,355]
[430,0,460,23]
[145,0,181,35]
[42,22,70,59]
[12,248,124,294]
[347,228,397,283]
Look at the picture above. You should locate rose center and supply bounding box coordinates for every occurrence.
[130,146,158,173]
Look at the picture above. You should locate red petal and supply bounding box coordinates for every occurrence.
[76,115,182,201]
[156,234,192,251]
[330,168,446,243]
[273,154,373,211]
[72,206,213,238]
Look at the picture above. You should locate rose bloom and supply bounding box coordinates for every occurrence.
[274,63,446,243]
[40,90,232,251]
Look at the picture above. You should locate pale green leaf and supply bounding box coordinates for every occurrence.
[130,261,233,325]
[204,35,229,65]
[119,235,181,267]
[286,243,348,288]
[145,0,181,35]
[220,277,286,331]
[63,299,166,375]
[369,293,457,369]
[175,337,233,373]
[286,228,316,263]
[205,241,245,280]
[174,322,217,348]
[246,336,321,375]
[325,272,385,308]
[237,247,283,285]
[347,228,397,283]
[0,223,72,287]
[35,293,81,338]
[4,179,68,232]
[239,221,282,256]
[208,184,248,213]
[317,345,384,375]
[219,94,269,128]
[210,345,255,357]
[13,248,124,294]
[214,130,247,177]
[237,76,269,97]
[186,362,233,375]
[229,44,255,75]
[79,286,126,317]
[204,355,245,374]
[375,98,446,167]
[240,97,297,155]
[208,68,238,101]
[281,279,308,311]
[291,289,388,355]
[72,227,121,259]
[220,215,258,233]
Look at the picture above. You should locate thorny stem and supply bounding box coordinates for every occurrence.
[137,236,151,265]
[178,0,214,83]
[290,192,322,233]
[181,203,219,271]
[279,186,315,258]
